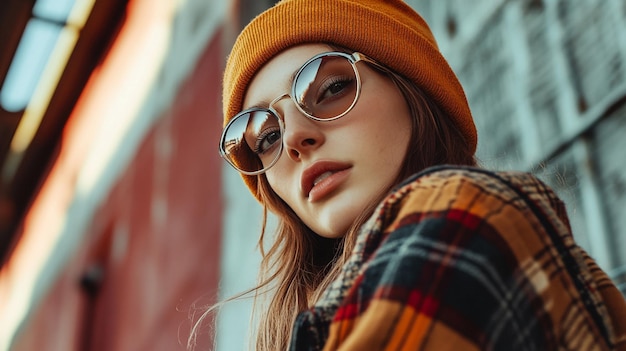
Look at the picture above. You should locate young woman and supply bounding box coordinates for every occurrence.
[212,0,626,350]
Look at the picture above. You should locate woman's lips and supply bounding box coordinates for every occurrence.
[301,161,352,202]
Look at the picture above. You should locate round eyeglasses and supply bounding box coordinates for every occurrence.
[219,51,386,175]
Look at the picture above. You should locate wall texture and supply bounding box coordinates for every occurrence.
[1,0,229,350]
[408,0,626,294]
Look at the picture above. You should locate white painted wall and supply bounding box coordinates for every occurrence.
[408,0,626,291]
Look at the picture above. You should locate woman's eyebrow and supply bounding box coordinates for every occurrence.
[248,101,272,109]
[246,68,299,109]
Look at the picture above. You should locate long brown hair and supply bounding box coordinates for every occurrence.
[248,60,477,350]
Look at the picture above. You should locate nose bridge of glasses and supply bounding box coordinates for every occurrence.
[268,92,310,127]
[268,93,292,113]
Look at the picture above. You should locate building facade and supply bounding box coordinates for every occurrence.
[1,0,232,349]
[408,0,626,292]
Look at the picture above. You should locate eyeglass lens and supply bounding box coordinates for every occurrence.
[221,53,359,174]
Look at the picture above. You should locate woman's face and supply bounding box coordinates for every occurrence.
[243,44,412,238]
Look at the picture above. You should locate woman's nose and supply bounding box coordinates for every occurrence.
[277,102,324,162]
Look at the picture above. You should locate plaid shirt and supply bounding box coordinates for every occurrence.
[290,166,626,350]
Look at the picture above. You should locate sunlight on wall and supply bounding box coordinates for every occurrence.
[0,0,180,349]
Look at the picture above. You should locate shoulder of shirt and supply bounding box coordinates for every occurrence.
[391,165,558,201]
[373,165,567,228]
[397,165,546,191]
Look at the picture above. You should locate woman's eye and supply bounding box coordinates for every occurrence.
[254,129,281,155]
[317,77,354,103]
[327,81,347,95]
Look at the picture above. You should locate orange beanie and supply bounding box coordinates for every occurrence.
[223,0,477,198]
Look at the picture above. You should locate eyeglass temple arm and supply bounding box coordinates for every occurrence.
[352,52,392,74]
